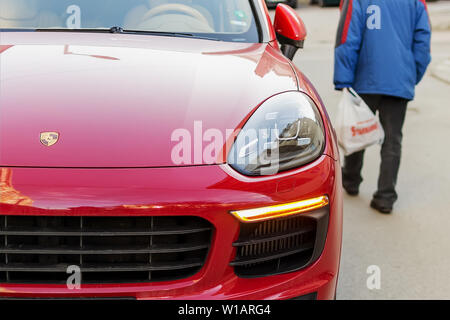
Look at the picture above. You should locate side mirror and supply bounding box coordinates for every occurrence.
[273,4,307,60]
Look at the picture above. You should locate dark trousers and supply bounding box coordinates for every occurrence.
[342,94,408,205]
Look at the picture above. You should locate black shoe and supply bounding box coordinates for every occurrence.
[370,200,392,214]
[343,183,359,196]
[344,187,359,196]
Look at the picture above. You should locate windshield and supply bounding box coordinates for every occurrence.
[0,0,260,42]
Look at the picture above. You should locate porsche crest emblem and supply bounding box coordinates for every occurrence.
[40,132,59,147]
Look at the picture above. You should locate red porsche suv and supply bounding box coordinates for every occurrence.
[0,0,342,300]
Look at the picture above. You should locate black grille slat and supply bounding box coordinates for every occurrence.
[0,215,213,284]
[0,226,211,236]
[0,260,204,272]
[0,243,210,255]
[231,208,329,278]
[229,242,315,266]
[232,226,315,247]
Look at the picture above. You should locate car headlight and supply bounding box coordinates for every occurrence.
[227,91,325,176]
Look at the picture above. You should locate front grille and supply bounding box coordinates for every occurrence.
[230,207,329,277]
[0,215,213,284]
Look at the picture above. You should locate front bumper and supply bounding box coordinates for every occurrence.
[0,154,342,300]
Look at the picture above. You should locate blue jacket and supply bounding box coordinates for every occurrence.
[334,0,431,100]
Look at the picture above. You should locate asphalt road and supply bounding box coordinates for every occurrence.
[272,2,450,299]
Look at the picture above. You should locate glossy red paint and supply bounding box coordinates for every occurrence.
[0,33,300,168]
[273,4,307,42]
[0,153,341,299]
[0,2,342,300]
[0,32,337,167]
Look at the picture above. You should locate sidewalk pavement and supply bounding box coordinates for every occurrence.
[432,59,450,84]
[429,1,450,31]
[428,1,450,85]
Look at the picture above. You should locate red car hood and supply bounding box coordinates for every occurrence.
[0,32,297,168]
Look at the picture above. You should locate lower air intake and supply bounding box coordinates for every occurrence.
[0,215,213,284]
[230,206,329,277]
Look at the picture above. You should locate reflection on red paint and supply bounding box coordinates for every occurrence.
[0,45,14,55]
[0,168,33,206]
[64,45,120,61]
[203,44,292,78]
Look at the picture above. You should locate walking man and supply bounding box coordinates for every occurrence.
[334,0,431,213]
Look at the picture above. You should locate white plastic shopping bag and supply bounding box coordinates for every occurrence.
[335,88,384,156]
